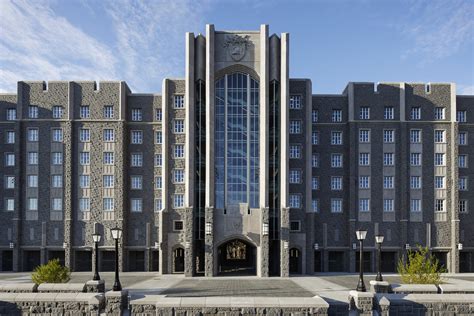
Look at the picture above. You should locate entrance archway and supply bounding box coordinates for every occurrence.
[218,239,256,275]
[289,248,301,274]
[173,248,185,273]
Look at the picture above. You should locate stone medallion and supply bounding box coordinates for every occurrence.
[223,34,251,61]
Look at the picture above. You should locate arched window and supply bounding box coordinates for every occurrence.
[215,73,259,209]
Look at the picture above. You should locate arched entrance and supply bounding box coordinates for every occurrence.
[173,247,185,273]
[218,239,256,276]
[289,248,301,274]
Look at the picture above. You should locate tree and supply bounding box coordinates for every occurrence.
[397,245,446,285]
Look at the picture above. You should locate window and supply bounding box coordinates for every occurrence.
[5,176,15,189]
[51,175,62,188]
[103,129,115,142]
[79,152,90,165]
[154,199,162,212]
[289,145,301,159]
[289,95,301,109]
[155,131,162,144]
[174,95,184,108]
[80,106,90,118]
[434,153,445,166]
[411,107,421,120]
[331,176,342,190]
[131,108,142,121]
[384,107,394,120]
[28,175,38,188]
[103,152,114,165]
[27,152,38,165]
[359,176,370,189]
[311,177,319,190]
[174,119,184,133]
[383,176,394,189]
[5,199,15,211]
[383,130,395,143]
[332,109,342,122]
[103,175,114,188]
[289,194,301,208]
[457,110,467,122]
[52,129,63,142]
[290,221,301,232]
[6,131,15,144]
[131,199,143,212]
[410,130,421,143]
[79,129,90,142]
[154,154,162,167]
[155,109,162,121]
[130,176,142,190]
[173,194,184,208]
[459,132,467,145]
[411,176,421,189]
[410,153,421,166]
[51,152,63,165]
[312,154,320,167]
[383,153,394,166]
[155,176,162,189]
[359,153,370,166]
[312,199,319,212]
[331,131,343,145]
[359,129,370,143]
[131,153,143,167]
[174,221,184,231]
[103,105,114,118]
[312,110,319,123]
[173,169,185,183]
[331,153,343,168]
[79,198,90,212]
[6,108,16,120]
[103,198,114,211]
[384,199,394,212]
[459,200,468,213]
[434,130,445,143]
[131,130,143,144]
[359,107,370,119]
[459,154,468,168]
[411,199,421,212]
[52,106,63,119]
[51,198,62,211]
[79,175,90,188]
[29,105,39,118]
[331,199,342,213]
[289,120,301,134]
[28,198,37,211]
[312,131,319,145]
[5,153,15,166]
[434,107,445,120]
[174,144,184,158]
[289,170,301,184]
[28,128,39,142]
[459,177,467,191]
[435,199,445,212]
[434,176,445,189]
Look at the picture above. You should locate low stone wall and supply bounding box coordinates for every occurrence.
[105,290,129,316]
[0,283,38,293]
[390,283,439,294]
[37,283,86,293]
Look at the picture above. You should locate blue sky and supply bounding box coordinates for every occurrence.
[1,0,473,94]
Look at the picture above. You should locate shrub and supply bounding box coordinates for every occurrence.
[31,259,71,285]
[397,245,446,285]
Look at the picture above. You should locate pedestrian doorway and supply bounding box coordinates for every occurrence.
[289,248,301,274]
[173,247,185,273]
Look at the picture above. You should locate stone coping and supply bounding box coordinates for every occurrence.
[37,282,86,292]
[0,292,104,304]
[391,283,439,294]
[349,290,374,298]
[376,293,474,304]
[439,284,474,293]
[0,283,38,292]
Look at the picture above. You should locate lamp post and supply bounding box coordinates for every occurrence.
[92,232,101,281]
[375,235,384,282]
[111,227,122,291]
[355,229,367,292]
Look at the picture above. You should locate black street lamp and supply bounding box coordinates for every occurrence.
[355,229,368,292]
[92,232,101,281]
[375,235,385,282]
[111,227,122,291]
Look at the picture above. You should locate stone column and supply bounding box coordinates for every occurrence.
[260,207,270,277]
[63,82,74,269]
[184,207,194,277]
[449,84,460,272]
[280,207,290,277]
[204,207,214,277]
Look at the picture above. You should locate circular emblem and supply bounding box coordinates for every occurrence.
[223,35,251,62]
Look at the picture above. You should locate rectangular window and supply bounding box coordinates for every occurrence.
[27,152,38,165]
[5,176,15,189]
[5,199,14,211]
[51,198,62,211]
[359,153,370,166]
[5,152,15,166]
[174,221,184,231]
[103,175,114,188]
[131,153,143,167]
[332,109,342,122]
[51,152,63,165]
[289,120,302,134]
[155,131,162,144]
[289,95,301,109]
[331,176,343,190]
[411,107,421,120]
[459,154,468,168]
[28,128,39,142]
[29,105,39,118]
[434,176,445,189]
[174,119,185,134]
[434,153,445,166]
[52,129,63,142]
[79,129,90,142]
[312,199,319,212]
[359,129,370,143]
[383,176,394,189]
[411,176,421,189]
[52,106,63,119]
[289,169,301,184]
[459,177,468,191]
[79,198,90,212]
[103,129,115,142]
[155,109,162,121]
[459,200,468,213]
[103,152,114,165]
[174,144,184,158]
[331,199,342,213]
[290,145,301,159]
[6,108,16,120]
[174,95,184,108]
[51,175,62,188]
[28,175,38,188]
[383,199,394,212]
[103,105,114,118]
[384,106,394,120]
[155,154,162,167]
[312,131,319,145]
[312,110,319,123]
[434,130,445,143]
[331,131,343,145]
[457,110,467,122]
[312,177,319,190]
[28,198,37,211]
[131,130,143,144]
[155,199,162,212]
[383,153,394,166]
[79,175,90,188]
[459,132,467,145]
[435,199,445,212]
[131,175,142,190]
[410,130,421,143]
[411,199,421,212]
[331,153,343,168]
[290,221,301,232]
[173,194,184,208]
[155,176,162,189]
[410,153,421,166]
[359,107,370,120]
[312,154,320,167]
[103,198,114,211]
[131,199,143,212]
[80,106,90,118]
[289,194,301,208]
[434,107,445,120]
[131,108,142,121]
[383,130,395,143]
[359,176,370,189]
[79,152,90,165]
[6,131,15,144]
[173,169,185,183]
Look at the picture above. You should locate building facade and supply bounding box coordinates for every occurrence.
[0,25,473,275]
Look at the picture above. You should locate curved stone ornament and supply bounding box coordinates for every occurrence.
[223,34,251,61]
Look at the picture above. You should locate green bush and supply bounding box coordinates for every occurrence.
[31,259,71,285]
[397,245,446,285]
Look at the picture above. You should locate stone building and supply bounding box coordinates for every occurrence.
[0,25,473,275]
